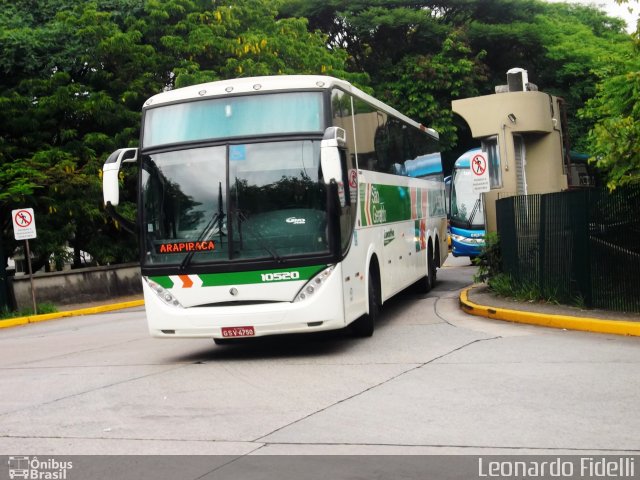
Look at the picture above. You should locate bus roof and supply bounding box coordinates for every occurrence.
[454,148,482,169]
[405,153,443,177]
[143,75,438,140]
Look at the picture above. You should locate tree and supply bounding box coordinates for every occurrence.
[0,1,147,268]
[281,0,634,163]
[575,0,640,188]
[376,31,487,150]
[0,0,352,270]
[165,0,364,87]
[579,56,640,188]
[280,0,488,151]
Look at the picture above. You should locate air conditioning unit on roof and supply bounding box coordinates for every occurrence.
[507,68,529,92]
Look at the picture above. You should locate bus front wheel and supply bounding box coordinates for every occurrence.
[351,268,379,337]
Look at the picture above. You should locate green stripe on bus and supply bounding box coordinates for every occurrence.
[198,265,325,287]
[149,265,326,289]
[150,276,174,289]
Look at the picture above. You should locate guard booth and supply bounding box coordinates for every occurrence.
[452,68,569,233]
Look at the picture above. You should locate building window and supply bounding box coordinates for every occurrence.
[482,136,502,189]
[513,134,527,195]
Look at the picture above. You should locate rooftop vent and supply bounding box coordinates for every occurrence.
[496,68,539,93]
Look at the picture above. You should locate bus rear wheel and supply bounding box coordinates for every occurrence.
[414,247,433,294]
[429,243,439,290]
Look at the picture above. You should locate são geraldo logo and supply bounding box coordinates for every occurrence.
[8,456,73,479]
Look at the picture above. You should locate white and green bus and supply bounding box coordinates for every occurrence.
[103,75,448,341]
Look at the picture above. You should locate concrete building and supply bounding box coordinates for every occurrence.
[452,68,569,232]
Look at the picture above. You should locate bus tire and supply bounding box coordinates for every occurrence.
[414,263,431,294]
[429,243,439,290]
[351,267,379,337]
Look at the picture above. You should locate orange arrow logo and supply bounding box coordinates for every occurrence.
[179,275,193,288]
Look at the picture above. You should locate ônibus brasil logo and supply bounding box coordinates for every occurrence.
[8,456,73,479]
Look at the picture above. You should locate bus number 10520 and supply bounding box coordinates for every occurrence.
[260,271,300,282]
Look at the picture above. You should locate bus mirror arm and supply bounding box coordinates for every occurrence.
[327,179,342,259]
[104,203,137,235]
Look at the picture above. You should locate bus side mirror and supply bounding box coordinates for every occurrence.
[103,148,138,206]
[320,127,346,184]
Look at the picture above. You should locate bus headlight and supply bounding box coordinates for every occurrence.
[145,278,184,308]
[294,265,335,302]
[451,234,484,245]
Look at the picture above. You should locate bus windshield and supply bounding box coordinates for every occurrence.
[141,140,329,266]
[450,167,484,228]
[143,92,324,148]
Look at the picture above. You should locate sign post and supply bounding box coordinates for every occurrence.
[12,208,38,314]
[0,234,8,312]
[471,152,491,194]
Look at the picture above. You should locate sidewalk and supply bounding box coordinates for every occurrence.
[0,295,144,329]
[3,286,640,338]
[460,284,640,337]
[56,294,144,312]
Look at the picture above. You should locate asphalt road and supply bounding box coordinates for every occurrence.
[1,256,639,458]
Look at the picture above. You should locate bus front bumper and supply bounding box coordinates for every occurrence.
[142,269,346,339]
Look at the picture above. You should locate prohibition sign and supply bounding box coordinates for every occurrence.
[14,209,33,228]
[471,154,487,176]
[12,207,37,240]
[349,169,358,188]
[12,207,38,313]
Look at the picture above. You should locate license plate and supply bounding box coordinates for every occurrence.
[221,326,255,338]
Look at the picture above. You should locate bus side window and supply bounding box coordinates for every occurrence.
[339,148,350,206]
[330,88,359,252]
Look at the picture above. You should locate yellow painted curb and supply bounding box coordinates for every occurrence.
[460,286,640,337]
[0,300,145,330]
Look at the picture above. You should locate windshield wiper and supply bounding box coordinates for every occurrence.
[179,182,226,271]
[178,212,221,271]
[234,210,283,263]
[467,198,481,228]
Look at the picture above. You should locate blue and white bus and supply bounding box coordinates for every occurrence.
[449,148,485,260]
[103,75,448,341]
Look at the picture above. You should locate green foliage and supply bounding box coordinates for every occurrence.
[473,232,584,307]
[528,7,631,152]
[486,273,562,304]
[377,31,487,150]
[579,58,640,189]
[281,0,634,159]
[474,237,565,305]
[0,0,352,270]
[0,302,58,320]
[473,232,502,284]
[1,0,638,271]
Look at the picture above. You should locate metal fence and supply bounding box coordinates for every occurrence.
[496,185,640,313]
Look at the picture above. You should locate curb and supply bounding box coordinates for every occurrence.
[0,300,145,330]
[459,286,640,337]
